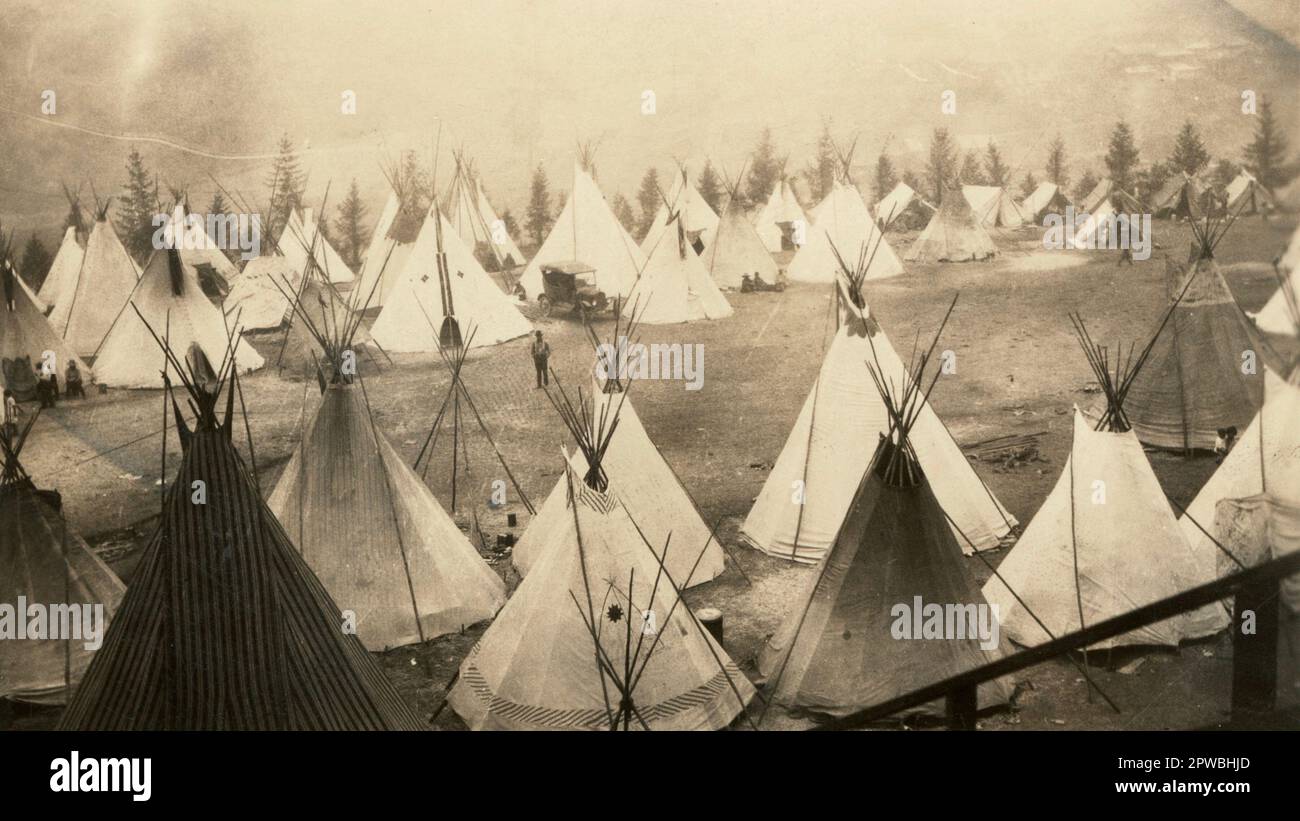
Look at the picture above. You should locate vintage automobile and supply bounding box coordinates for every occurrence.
[536,261,611,317]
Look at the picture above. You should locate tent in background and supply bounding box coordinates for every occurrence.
[1224,171,1274,216]
[624,214,732,324]
[518,162,645,301]
[1019,181,1072,223]
[905,186,997,263]
[351,166,428,309]
[36,226,85,311]
[704,170,779,289]
[2,263,91,400]
[639,165,720,256]
[962,185,1027,228]
[788,180,903,282]
[1253,223,1300,336]
[47,201,141,357]
[754,177,807,253]
[872,182,932,230]
[443,152,526,272]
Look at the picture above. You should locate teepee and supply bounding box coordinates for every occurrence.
[905,186,997,263]
[221,253,300,330]
[281,208,353,285]
[59,342,422,730]
[448,373,753,730]
[704,167,779,290]
[962,185,1027,228]
[443,152,526,272]
[1224,171,1273,216]
[1124,215,1278,451]
[1,413,125,705]
[47,199,140,357]
[788,173,904,283]
[266,292,505,651]
[370,201,532,352]
[37,227,85,311]
[757,316,1012,718]
[1152,172,1207,219]
[984,314,1229,649]
[1253,224,1300,336]
[873,182,932,230]
[352,159,428,309]
[742,245,1014,563]
[513,316,726,588]
[2,261,91,400]
[754,174,807,253]
[639,165,720,256]
[625,212,732,325]
[95,237,264,388]
[1019,181,1071,223]
[518,160,645,301]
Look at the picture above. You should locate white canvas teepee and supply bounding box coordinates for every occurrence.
[873,182,930,229]
[267,382,506,651]
[369,205,532,352]
[48,211,141,357]
[639,168,720,256]
[962,185,1026,228]
[984,408,1228,648]
[1179,368,1300,583]
[281,209,353,284]
[755,178,807,253]
[905,187,997,263]
[450,463,753,730]
[95,246,264,388]
[788,181,904,283]
[443,159,526,271]
[705,193,779,290]
[37,226,85,310]
[741,297,1015,563]
[518,163,645,301]
[222,254,300,330]
[2,267,91,397]
[1253,224,1300,336]
[1019,181,1070,222]
[513,381,725,588]
[352,190,423,309]
[624,217,732,324]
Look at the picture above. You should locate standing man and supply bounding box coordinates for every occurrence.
[530,330,551,389]
[3,388,20,439]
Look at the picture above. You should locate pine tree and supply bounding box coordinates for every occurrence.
[265,133,305,242]
[611,193,636,234]
[1211,159,1241,190]
[1045,135,1069,189]
[1104,121,1141,193]
[333,178,368,269]
[744,128,780,209]
[19,235,52,292]
[500,207,520,242]
[1135,161,1171,205]
[554,192,567,219]
[636,167,662,240]
[697,161,723,213]
[207,191,234,264]
[525,164,552,247]
[872,153,898,203]
[803,122,838,203]
[959,149,987,185]
[984,140,1010,188]
[1168,121,1209,176]
[1244,99,1298,192]
[115,147,158,263]
[926,127,959,203]
[1020,171,1038,198]
[1074,170,1099,203]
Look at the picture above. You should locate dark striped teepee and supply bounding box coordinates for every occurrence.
[59,323,421,730]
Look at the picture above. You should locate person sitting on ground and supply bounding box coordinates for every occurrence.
[65,361,85,400]
[33,363,54,409]
[530,330,551,389]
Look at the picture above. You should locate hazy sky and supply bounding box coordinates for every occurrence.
[1,0,1297,234]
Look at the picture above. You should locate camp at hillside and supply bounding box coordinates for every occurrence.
[0,415,125,705]
[757,315,1013,718]
[905,186,997,263]
[370,202,532,352]
[94,243,264,388]
[518,161,645,302]
[46,202,141,357]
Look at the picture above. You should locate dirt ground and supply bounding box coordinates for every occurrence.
[7,216,1299,731]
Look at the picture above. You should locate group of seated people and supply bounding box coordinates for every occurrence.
[32,360,86,408]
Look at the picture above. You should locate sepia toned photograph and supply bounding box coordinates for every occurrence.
[0,0,1298,799]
